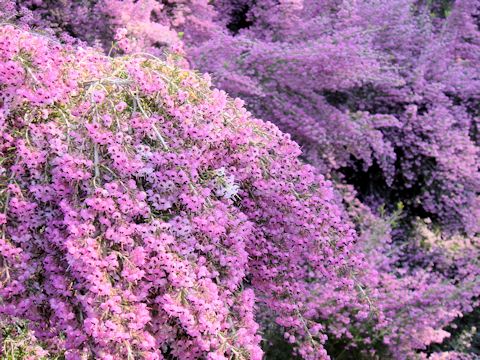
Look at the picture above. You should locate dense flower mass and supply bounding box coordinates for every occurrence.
[10,0,480,233]
[0,24,369,359]
[1,0,480,359]
[186,0,480,236]
[336,187,480,359]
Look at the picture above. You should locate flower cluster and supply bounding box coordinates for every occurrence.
[0,25,364,359]
[2,0,480,358]
[9,0,480,235]
[331,185,480,359]
[14,0,480,233]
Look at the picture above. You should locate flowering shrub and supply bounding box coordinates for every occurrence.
[2,1,480,359]
[331,186,480,359]
[14,0,480,234]
[187,0,480,235]
[0,24,368,359]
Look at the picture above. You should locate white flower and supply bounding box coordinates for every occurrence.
[214,168,239,199]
